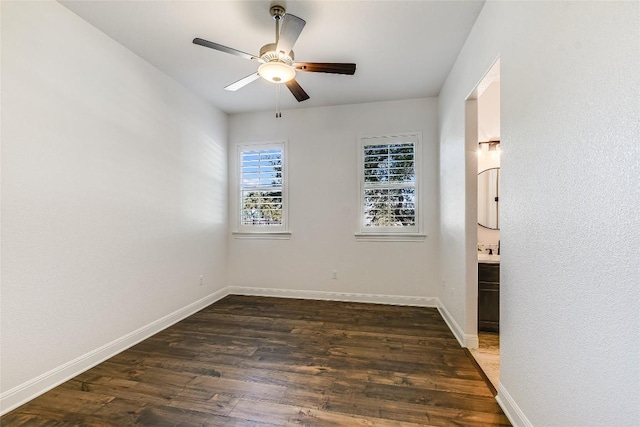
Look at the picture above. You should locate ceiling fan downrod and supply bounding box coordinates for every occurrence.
[270,5,286,44]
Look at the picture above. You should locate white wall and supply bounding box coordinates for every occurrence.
[477,80,501,144]
[228,99,440,300]
[439,2,639,426]
[1,0,228,411]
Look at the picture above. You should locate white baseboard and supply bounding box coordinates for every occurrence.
[0,288,228,416]
[496,383,533,427]
[436,300,478,349]
[227,286,439,308]
[464,333,479,350]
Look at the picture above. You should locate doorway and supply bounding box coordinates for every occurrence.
[466,59,501,390]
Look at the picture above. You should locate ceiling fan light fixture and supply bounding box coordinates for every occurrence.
[194,4,355,106]
[258,61,295,83]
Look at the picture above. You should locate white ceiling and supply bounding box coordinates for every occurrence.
[60,1,485,115]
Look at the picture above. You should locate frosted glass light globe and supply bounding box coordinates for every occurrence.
[258,62,296,83]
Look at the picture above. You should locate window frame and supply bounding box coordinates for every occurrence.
[234,141,290,238]
[356,132,425,241]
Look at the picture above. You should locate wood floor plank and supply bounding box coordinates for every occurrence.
[1,295,509,426]
[229,399,432,427]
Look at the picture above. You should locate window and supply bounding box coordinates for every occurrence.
[235,142,288,237]
[357,133,424,241]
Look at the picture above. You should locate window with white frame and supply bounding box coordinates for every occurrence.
[358,133,422,237]
[237,142,287,233]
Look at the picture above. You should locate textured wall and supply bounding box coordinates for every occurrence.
[228,99,440,298]
[439,1,639,425]
[1,0,228,396]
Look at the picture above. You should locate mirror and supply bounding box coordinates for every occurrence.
[478,167,500,229]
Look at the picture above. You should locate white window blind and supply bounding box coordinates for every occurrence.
[239,146,284,227]
[360,134,420,234]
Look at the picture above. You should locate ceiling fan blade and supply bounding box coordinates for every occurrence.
[294,62,356,75]
[225,72,261,91]
[276,14,306,56]
[285,79,310,102]
[193,38,259,61]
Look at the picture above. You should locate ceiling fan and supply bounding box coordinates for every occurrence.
[193,5,356,106]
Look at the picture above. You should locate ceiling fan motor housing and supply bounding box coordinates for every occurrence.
[260,43,294,63]
[258,42,296,83]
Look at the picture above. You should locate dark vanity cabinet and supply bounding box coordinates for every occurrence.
[478,262,500,332]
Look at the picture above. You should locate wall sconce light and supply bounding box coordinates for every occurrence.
[479,140,500,150]
[478,140,500,155]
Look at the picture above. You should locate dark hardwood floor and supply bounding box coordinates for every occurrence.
[1,295,510,426]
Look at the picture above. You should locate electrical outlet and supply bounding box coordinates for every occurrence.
[331,270,338,280]
[199,275,204,286]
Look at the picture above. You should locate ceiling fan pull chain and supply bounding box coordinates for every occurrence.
[275,84,282,118]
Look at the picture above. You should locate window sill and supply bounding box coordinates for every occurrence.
[232,231,292,240]
[354,233,426,242]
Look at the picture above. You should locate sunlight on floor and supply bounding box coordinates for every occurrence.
[471,332,500,388]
